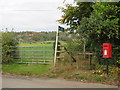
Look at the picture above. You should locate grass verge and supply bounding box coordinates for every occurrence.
[2,63,51,77]
[2,63,119,86]
[47,63,119,86]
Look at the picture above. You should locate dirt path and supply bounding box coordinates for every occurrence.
[2,75,118,88]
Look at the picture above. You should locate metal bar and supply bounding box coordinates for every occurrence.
[16,50,53,51]
[14,59,53,61]
[15,57,53,58]
[16,62,52,64]
[43,44,45,63]
[32,46,33,63]
[13,54,54,55]
[106,58,109,77]
[13,46,53,48]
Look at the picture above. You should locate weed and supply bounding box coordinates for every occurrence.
[75,75,87,80]
[90,74,105,82]
[64,75,72,79]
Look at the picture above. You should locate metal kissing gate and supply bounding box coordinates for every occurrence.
[13,45,54,64]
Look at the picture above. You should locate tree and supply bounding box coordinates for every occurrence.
[78,2,120,47]
[78,2,120,65]
[57,2,93,32]
[58,2,120,65]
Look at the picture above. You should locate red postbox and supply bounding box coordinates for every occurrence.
[102,43,112,58]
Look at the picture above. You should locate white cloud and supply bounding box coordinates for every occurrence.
[0,0,74,32]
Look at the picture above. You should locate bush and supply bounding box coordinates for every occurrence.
[2,32,18,63]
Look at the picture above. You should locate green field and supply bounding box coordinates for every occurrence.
[19,41,54,46]
[19,41,66,46]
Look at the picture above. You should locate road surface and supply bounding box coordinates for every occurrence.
[2,75,118,88]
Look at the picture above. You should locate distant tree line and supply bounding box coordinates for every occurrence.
[15,31,72,43]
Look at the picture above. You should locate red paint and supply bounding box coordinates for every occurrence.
[102,43,112,58]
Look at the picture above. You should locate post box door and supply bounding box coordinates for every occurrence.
[102,43,112,58]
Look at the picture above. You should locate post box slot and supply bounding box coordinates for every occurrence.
[103,45,108,47]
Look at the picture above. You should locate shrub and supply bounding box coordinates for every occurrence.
[2,32,18,63]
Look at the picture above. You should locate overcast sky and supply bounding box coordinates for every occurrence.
[0,0,74,32]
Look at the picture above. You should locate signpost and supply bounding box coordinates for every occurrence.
[102,43,112,77]
[54,26,64,67]
[54,26,59,67]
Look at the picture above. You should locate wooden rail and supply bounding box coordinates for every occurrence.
[78,52,93,55]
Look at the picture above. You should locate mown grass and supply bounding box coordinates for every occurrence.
[19,41,53,46]
[2,63,51,76]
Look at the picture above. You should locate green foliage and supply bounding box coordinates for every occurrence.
[91,74,105,82]
[117,60,120,66]
[64,75,72,79]
[57,2,93,32]
[66,40,82,52]
[59,2,120,66]
[81,2,120,65]
[78,2,120,45]
[2,32,18,63]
